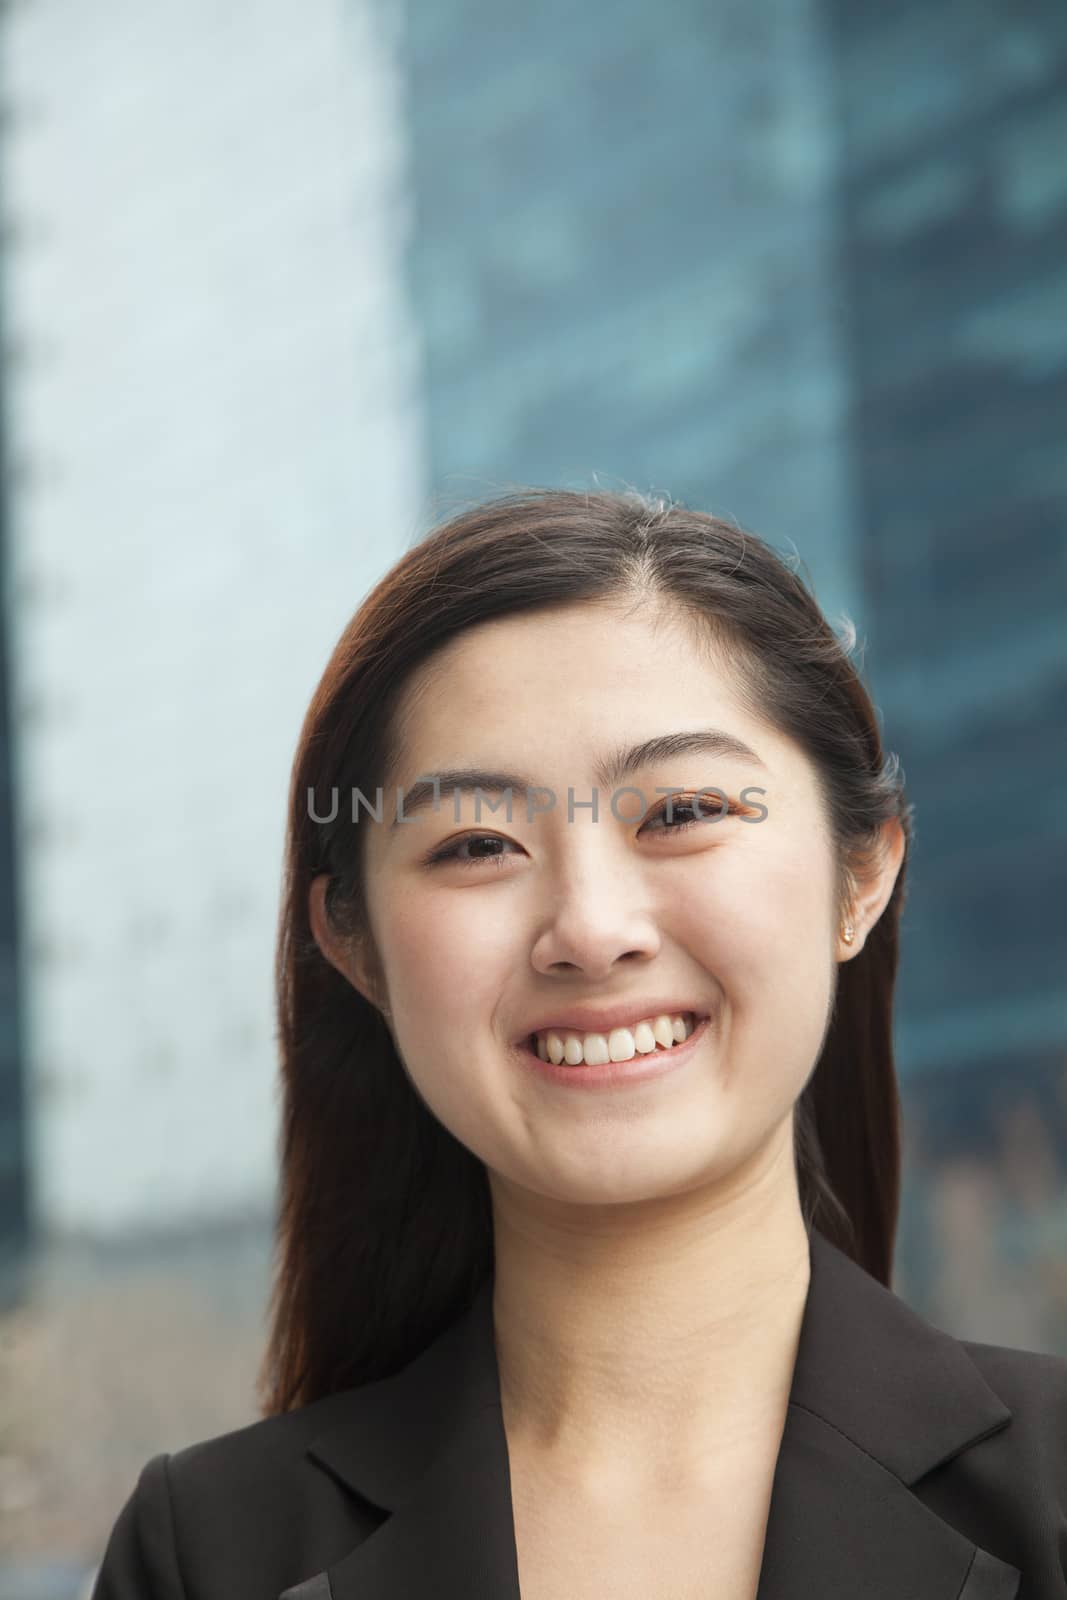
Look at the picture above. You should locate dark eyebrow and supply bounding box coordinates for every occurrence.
[390,728,766,829]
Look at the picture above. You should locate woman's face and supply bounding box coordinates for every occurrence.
[314,600,885,1208]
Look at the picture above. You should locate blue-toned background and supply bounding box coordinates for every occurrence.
[0,1,1063,1592]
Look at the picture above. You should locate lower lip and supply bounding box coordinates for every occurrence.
[514,1014,713,1090]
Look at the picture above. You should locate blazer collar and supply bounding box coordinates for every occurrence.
[291,1225,1021,1600]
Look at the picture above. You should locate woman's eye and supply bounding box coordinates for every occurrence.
[639,794,741,834]
[425,834,520,870]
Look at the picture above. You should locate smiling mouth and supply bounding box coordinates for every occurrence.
[525,1010,707,1068]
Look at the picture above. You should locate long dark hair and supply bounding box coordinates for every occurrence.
[256,488,913,1416]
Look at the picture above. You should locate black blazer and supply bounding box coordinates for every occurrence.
[91,1225,1067,1600]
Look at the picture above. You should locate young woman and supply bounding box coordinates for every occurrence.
[93,490,1066,1600]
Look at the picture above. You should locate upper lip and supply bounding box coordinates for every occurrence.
[516,999,712,1043]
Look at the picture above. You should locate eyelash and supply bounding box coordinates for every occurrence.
[423,794,747,871]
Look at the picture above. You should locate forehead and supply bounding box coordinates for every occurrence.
[386,601,808,794]
[402,601,715,714]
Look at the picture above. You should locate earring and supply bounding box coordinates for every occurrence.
[842,923,855,945]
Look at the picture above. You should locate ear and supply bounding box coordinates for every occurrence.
[308,872,386,1010]
[838,815,907,961]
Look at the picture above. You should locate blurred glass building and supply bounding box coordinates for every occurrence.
[0,0,1063,1591]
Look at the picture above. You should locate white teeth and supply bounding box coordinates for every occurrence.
[654,1015,676,1049]
[534,1012,697,1067]
[633,1020,657,1055]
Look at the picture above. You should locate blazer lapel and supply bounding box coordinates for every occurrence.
[755,1227,1021,1600]
[296,1277,521,1600]
[293,1226,1022,1600]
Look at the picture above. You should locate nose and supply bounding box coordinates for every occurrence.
[528,839,662,977]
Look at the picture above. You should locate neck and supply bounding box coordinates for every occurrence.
[489,1119,812,1492]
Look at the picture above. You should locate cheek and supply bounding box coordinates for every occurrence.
[690,845,835,1059]
[380,893,519,1158]
[381,888,516,1050]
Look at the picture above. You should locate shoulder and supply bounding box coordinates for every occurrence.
[165,1385,358,1494]
[957,1335,1067,1435]
[942,1336,1067,1547]
[849,1325,1067,1592]
[91,1390,377,1600]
